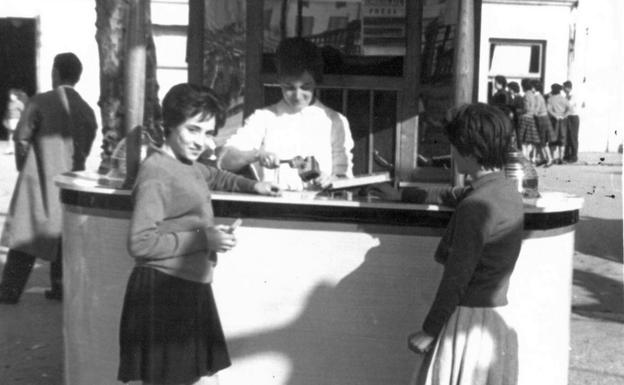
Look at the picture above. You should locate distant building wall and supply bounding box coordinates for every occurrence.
[480,0,623,152]
[479,3,572,102]
[572,0,623,152]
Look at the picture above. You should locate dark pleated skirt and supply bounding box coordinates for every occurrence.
[534,115,554,145]
[118,267,231,384]
[518,115,541,145]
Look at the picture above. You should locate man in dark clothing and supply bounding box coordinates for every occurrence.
[0,52,98,304]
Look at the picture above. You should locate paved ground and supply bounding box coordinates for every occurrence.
[0,143,621,384]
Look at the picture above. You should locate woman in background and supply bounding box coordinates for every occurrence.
[533,80,554,167]
[517,79,540,162]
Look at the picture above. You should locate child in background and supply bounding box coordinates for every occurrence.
[507,81,524,149]
[518,79,540,162]
[546,83,570,164]
[2,88,26,154]
[533,80,554,167]
[370,103,523,385]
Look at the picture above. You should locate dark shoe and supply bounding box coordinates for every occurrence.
[44,289,63,301]
[0,288,20,304]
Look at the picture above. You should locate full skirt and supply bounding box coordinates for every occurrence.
[411,306,518,385]
[118,267,231,384]
[518,115,540,145]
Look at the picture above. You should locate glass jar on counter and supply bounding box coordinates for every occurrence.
[505,151,540,198]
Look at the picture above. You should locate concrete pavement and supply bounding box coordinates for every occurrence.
[0,143,622,384]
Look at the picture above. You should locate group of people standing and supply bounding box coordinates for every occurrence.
[491,75,580,167]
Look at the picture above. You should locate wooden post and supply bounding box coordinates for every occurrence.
[187,0,206,85]
[244,0,264,118]
[452,0,476,186]
[124,0,147,187]
[396,0,423,181]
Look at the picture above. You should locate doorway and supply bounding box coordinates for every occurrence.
[0,17,37,139]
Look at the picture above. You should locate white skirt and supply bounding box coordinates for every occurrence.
[412,306,518,385]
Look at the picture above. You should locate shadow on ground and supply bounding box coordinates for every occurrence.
[575,216,623,263]
[572,268,624,323]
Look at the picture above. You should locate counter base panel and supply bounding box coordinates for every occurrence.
[62,206,573,385]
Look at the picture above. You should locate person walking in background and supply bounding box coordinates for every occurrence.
[563,80,580,163]
[117,83,279,385]
[2,88,27,155]
[0,52,97,304]
[490,75,511,116]
[546,83,570,164]
[507,81,524,149]
[533,80,554,167]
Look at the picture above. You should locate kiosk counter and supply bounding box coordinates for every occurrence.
[56,171,582,385]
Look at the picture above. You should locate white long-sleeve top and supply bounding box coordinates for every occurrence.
[225,99,354,191]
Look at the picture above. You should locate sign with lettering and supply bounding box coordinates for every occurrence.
[361,0,406,55]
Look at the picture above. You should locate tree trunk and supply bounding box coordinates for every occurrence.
[95,0,160,174]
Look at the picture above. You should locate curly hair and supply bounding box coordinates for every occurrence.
[445,103,514,169]
[275,37,324,83]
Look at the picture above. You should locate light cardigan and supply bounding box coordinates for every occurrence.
[128,147,257,283]
[225,99,354,190]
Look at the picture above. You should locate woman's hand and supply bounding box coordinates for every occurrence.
[256,150,280,169]
[366,183,402,201]
[312,172,332,189]
[204,225,237,253]
[254,181,281,196]
[407,331,435,355]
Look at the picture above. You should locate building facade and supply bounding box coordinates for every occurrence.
[0,0,621,161]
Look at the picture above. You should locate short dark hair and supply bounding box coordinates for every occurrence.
[563,80,573,88]
[508,81,520,93]
[531,79,543,93]
[275,37,324,83]
[161,83,226,137]
[53,52,83,84]
[494,75,507,88]
[550,83,563,95]
[445,103,514,169]
[521,78,532,92]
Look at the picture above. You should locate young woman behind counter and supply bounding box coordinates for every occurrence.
[217,37,354,191]
[117,83,279,385]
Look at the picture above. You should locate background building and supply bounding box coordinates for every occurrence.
[0,0,621,166]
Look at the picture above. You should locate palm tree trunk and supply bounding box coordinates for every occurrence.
[95,0,160,174]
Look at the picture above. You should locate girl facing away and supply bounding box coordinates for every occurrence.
[117,83,280,385]
[371,103,523,385]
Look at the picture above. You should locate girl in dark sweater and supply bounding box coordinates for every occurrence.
[117,83,279,385]
[371,103,523,385]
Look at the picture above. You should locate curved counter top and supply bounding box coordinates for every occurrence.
[56,171,583,230]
